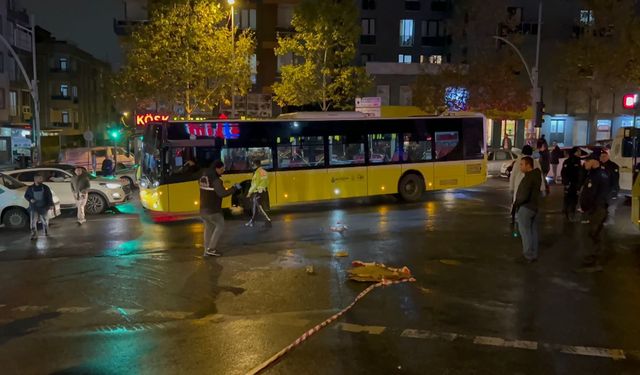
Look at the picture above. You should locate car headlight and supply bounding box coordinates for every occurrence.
[105,183,122,189]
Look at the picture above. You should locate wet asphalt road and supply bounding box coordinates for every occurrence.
[1,179,640,375]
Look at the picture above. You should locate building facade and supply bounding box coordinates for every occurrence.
[36,28,117,151]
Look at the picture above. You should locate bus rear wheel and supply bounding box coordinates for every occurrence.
[398,173,425,202]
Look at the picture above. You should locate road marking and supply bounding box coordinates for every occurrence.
[145,310,191,320]
[401,329,629,361]
[56,306,92,313]
[12,305,49,312]
[337,322,386,335]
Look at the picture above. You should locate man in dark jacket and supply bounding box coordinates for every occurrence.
[199,160,240,256]
[579,158,610,270]
[538,142,551,181]
[71,167,91,225]
[24,174,54,239]
[600,151,620,225]
[561,147,583,221]
[514,156,542,263]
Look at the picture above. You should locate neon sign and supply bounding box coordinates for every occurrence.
[136,114,170,126]
[185,122,240,139]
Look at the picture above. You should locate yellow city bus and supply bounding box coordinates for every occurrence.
[138,114,486,221]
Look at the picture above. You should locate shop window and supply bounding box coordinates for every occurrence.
[277,136,325,169]
[402,133,433,162]
[368,134,399,164]
[329,135,365,166]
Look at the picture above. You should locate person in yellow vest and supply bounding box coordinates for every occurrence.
[246,159,272,228]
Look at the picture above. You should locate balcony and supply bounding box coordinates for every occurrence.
[51,95,71,101]
[360,35,376,45]
[431,1,450,12]
[421,35,452,47]
[405,1,420,11]
[51,122,76,129]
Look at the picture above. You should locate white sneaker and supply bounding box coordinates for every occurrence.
[204,249,222,257]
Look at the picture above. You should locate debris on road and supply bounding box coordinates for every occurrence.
[348,261,412,282]
[305,265,315,274]
[329,222,348,235]
[334,251,349,257]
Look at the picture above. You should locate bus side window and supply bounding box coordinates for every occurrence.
[329,135,365,166]
[277,136,324,169]
[434,131,462,161]
[402,133,433,162]
[368,134,398,164]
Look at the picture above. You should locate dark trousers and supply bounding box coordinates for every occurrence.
[563,185,579,219]
[583,207,607,265]
[250,192,271,223]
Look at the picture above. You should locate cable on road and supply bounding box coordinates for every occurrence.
[246,277,416,375]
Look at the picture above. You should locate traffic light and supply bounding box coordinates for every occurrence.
[623,93,638,110]
[534,101,545,128]
[107,124,123,141]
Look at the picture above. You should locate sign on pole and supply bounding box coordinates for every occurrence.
[355,97,382,118]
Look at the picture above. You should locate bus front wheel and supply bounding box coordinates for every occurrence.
[398,173,425,202]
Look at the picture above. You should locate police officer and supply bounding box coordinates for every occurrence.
[599,150,620,225]
[561,147,583,221]
[578,157,610,271]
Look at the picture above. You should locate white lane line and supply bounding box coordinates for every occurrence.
[558,345,626,360]
[473,336,538,350]
[337,322,386,335]
[12,305,49,312]
[401,329,630,361]
[56,306,93,313]
[145,310,191,320]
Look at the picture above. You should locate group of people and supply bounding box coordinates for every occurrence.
[24,167,91,239]
[509,135,620,271]
[198,159,272,257]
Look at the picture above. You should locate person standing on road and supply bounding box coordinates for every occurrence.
[199,160,240,257]
[24,174,54,240]
[509,145,545,223]
[102,155,114,176]
[550,143,562,183]
[599,151,620,225]
[538,142,551,188]
[514,156,542,263]
[245,159,272,228]
[71,167,91,225]
[578,157,610,271]
[561,147,583,221]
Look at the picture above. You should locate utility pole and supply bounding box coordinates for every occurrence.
[494,1,544,130]
[228,0,235,119]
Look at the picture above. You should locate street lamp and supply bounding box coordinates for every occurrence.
[228,0,235,118]
[493,1,543,129]
[0,15,41,165]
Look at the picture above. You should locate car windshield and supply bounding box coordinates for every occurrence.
[0,173,26,189]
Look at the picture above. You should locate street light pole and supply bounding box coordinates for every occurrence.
[493,1,543,129]
[228,0,235,119]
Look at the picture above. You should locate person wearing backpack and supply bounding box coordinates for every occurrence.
[24,174,55,239]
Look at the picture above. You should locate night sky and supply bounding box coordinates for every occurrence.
[20,0,125,69]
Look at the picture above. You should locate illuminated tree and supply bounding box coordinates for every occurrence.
[273,0,371,111]
[115,0,255,117]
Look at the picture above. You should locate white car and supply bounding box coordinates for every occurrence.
[487,149,519,177]
[0,173,61,229]
[5,167,132,215]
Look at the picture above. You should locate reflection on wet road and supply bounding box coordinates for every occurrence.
[0,179,639,374]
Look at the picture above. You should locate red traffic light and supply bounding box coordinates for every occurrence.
[623,93,638,109]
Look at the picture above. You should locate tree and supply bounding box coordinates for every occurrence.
[115,0,255,118]
[413,0,531,118]
[273,0,371,111]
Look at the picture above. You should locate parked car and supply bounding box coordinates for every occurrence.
[5,167,132,214]
[39,163,138,188]
[58,146,135,171]
[487,149,519,177]
[0,173,61,229]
